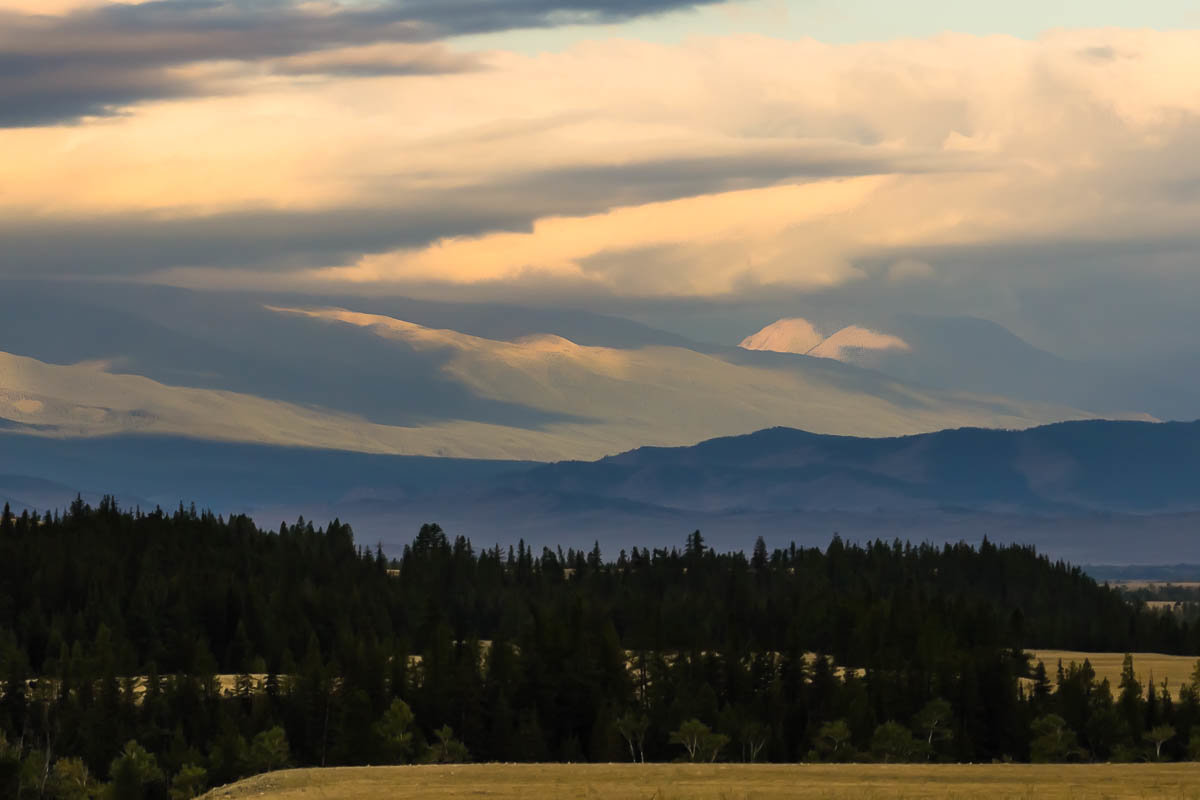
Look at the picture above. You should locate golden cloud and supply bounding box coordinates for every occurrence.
[3,29,1200,296]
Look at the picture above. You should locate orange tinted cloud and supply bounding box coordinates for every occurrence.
[3,29,1200,296]
[318,178,881,294]
[0,0,104,12]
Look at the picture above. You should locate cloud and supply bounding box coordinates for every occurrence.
[313,178,880,295]
[0,0,728,126]
[0,145,940,276]
[266,42,482,77]
[887,258,934,282]
[3,26,1200,349]
[1078,44,1118,61]
[0,0,99,11]
[0,206,525,277]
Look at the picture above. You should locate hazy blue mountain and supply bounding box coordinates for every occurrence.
[737,312,1200,420]
[0,281,664,429]
[0,474,119,515]
[509,420,1200,514]
[1,281,1104,462]
[3,420,1198,564]
[866,315,1200,421]
[0,434,530,513]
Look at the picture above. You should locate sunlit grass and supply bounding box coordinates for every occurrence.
[1027,651,1198,697]
[203,763,1200,800]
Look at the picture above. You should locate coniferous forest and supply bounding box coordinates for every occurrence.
[2,498,1200,798]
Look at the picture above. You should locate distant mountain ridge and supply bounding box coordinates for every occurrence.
[737,313,1200,421]
[506,419,1200,515]
[3,420,1199,563]
[738,317,910,362]
[738,317,826,354]
[0,291,1111,461]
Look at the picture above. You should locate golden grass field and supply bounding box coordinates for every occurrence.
[1112,582,1200,591]
[201,763,1200,800]
[208,652,1192,702]
[1028,651,1198,696]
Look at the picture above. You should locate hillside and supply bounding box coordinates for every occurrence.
[738,317,825,354]
[807,325,911,361]
[0,306,1105,461]
[4,420,1198,563]
[504,420,1200,515]
[738,313,1200,420]
[738,318,910,364]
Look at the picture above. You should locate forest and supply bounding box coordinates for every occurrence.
[1,498,1199,798]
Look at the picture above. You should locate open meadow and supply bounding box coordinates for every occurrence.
[1028,651,1198,696]
[203,763,1200,800]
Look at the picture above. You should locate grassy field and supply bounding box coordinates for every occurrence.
[202,763,1200,800]
[1028,651,1198,695]
[1113,582,1200,591]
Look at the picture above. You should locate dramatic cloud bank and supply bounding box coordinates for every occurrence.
[2,5,1199,355]
[0,0,729,125]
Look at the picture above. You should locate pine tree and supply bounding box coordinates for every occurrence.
[751,537,768,572]
[373,699,416,764]
[1118,654,1144,744]
[107,741,164,800]
[249,726,290,773]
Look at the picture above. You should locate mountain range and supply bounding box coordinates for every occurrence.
[2,420,1198,564]
[738,314,1200,421]
[2,281,1199,563]
[505,420,1200,515]
[0,282,1117,462]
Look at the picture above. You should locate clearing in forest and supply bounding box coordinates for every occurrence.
[1028,651,1197,696]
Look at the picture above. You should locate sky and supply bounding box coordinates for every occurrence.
[456,0,1200,50]
[3,0,1200,359]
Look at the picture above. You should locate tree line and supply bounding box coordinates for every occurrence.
[1,498,1198,798]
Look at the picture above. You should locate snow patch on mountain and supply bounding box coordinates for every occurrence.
[738,318,825,354]
[740,319,910,364]
[808,325,911,361]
